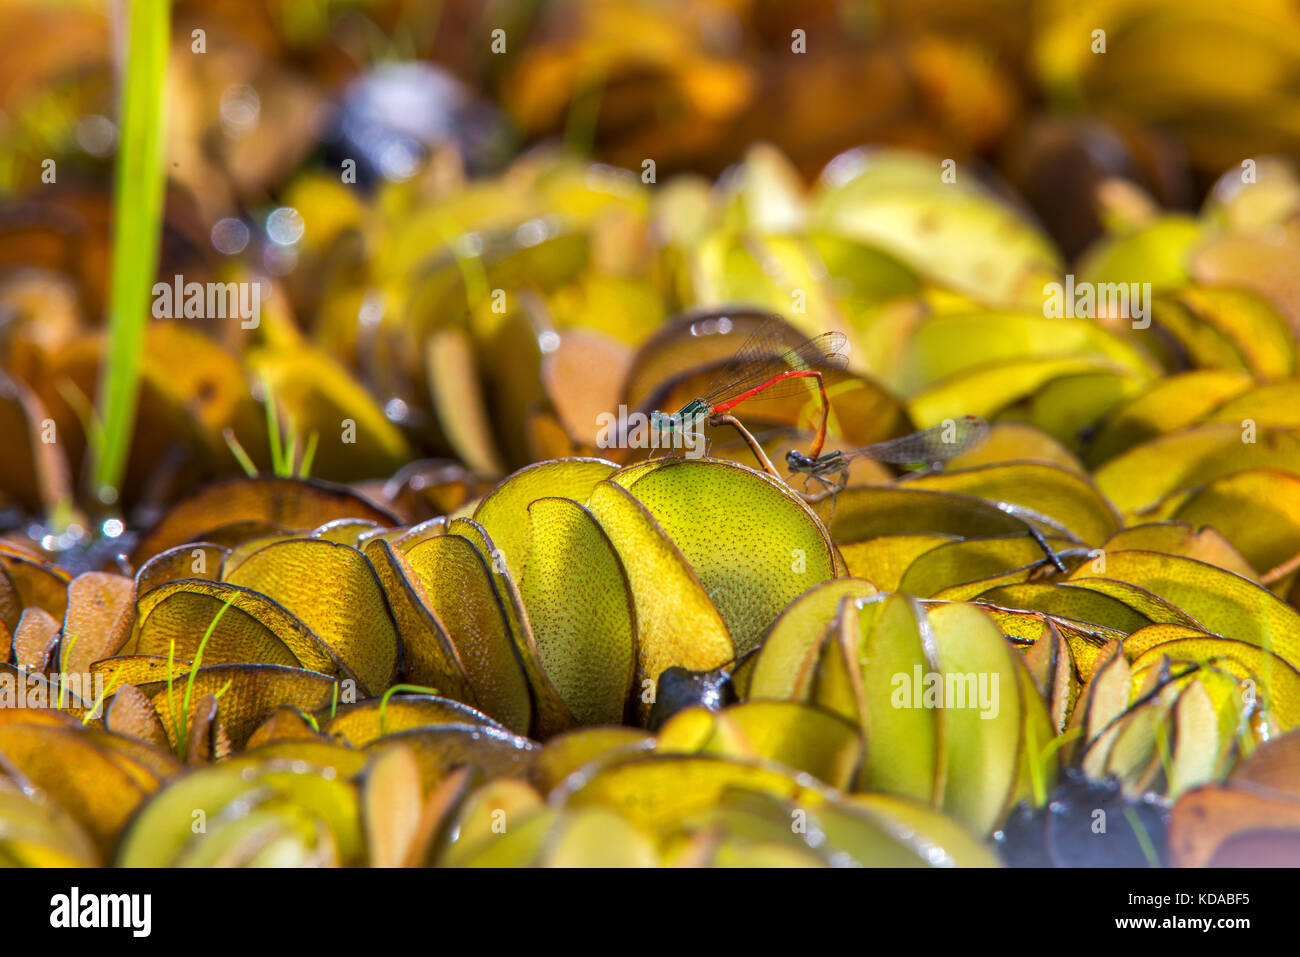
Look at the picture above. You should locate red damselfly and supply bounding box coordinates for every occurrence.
[650,317,849,457]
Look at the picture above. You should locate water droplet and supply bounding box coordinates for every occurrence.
[220,84,260,139]
[376,136,420,181]
[359,293,384,326]
[453,232,483,258]
[266,206,305,246]
[515,218,547,248]
[76,115,116,157]
[211,217,250,255]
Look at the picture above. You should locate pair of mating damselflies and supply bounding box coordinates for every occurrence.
[647,315,989,497]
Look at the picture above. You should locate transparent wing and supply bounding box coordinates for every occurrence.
[837,416,990,467]
[700,316,849,407]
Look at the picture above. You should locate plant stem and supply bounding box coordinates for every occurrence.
[178,595,235,756]
[378,684,441,735]
[262,374,285,476]
[93,0,172,506]
[298,432,319,478]
[222,427,260,478]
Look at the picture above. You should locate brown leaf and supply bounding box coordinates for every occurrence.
[60,571,134,677]
[184,692,230,765]
[131,475,398,564]
[105,683,170,751]
[245,706,324,749]
[0,548,69,620]
[363,744,424,867]
[404,765,477,868]
[134,542,227,597]
[13,606,59,672]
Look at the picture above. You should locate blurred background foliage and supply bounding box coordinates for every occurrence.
[4,0,1300,869]
[8,0,1300,231]
[2,0,1300,515]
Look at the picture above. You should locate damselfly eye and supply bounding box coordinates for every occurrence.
[785,449,814,470]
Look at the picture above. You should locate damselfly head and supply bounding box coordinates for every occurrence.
[785,449,815,472]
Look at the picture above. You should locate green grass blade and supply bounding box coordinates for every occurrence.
[283,417,299,480]
[92,0,172,506]
[178,595,236,754]
[1123,807,1163,868]
[222,427,260,478]
[378,684,441,736]
[261,374,286,477]
[298,431,319,479]
[166,637,181,751]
